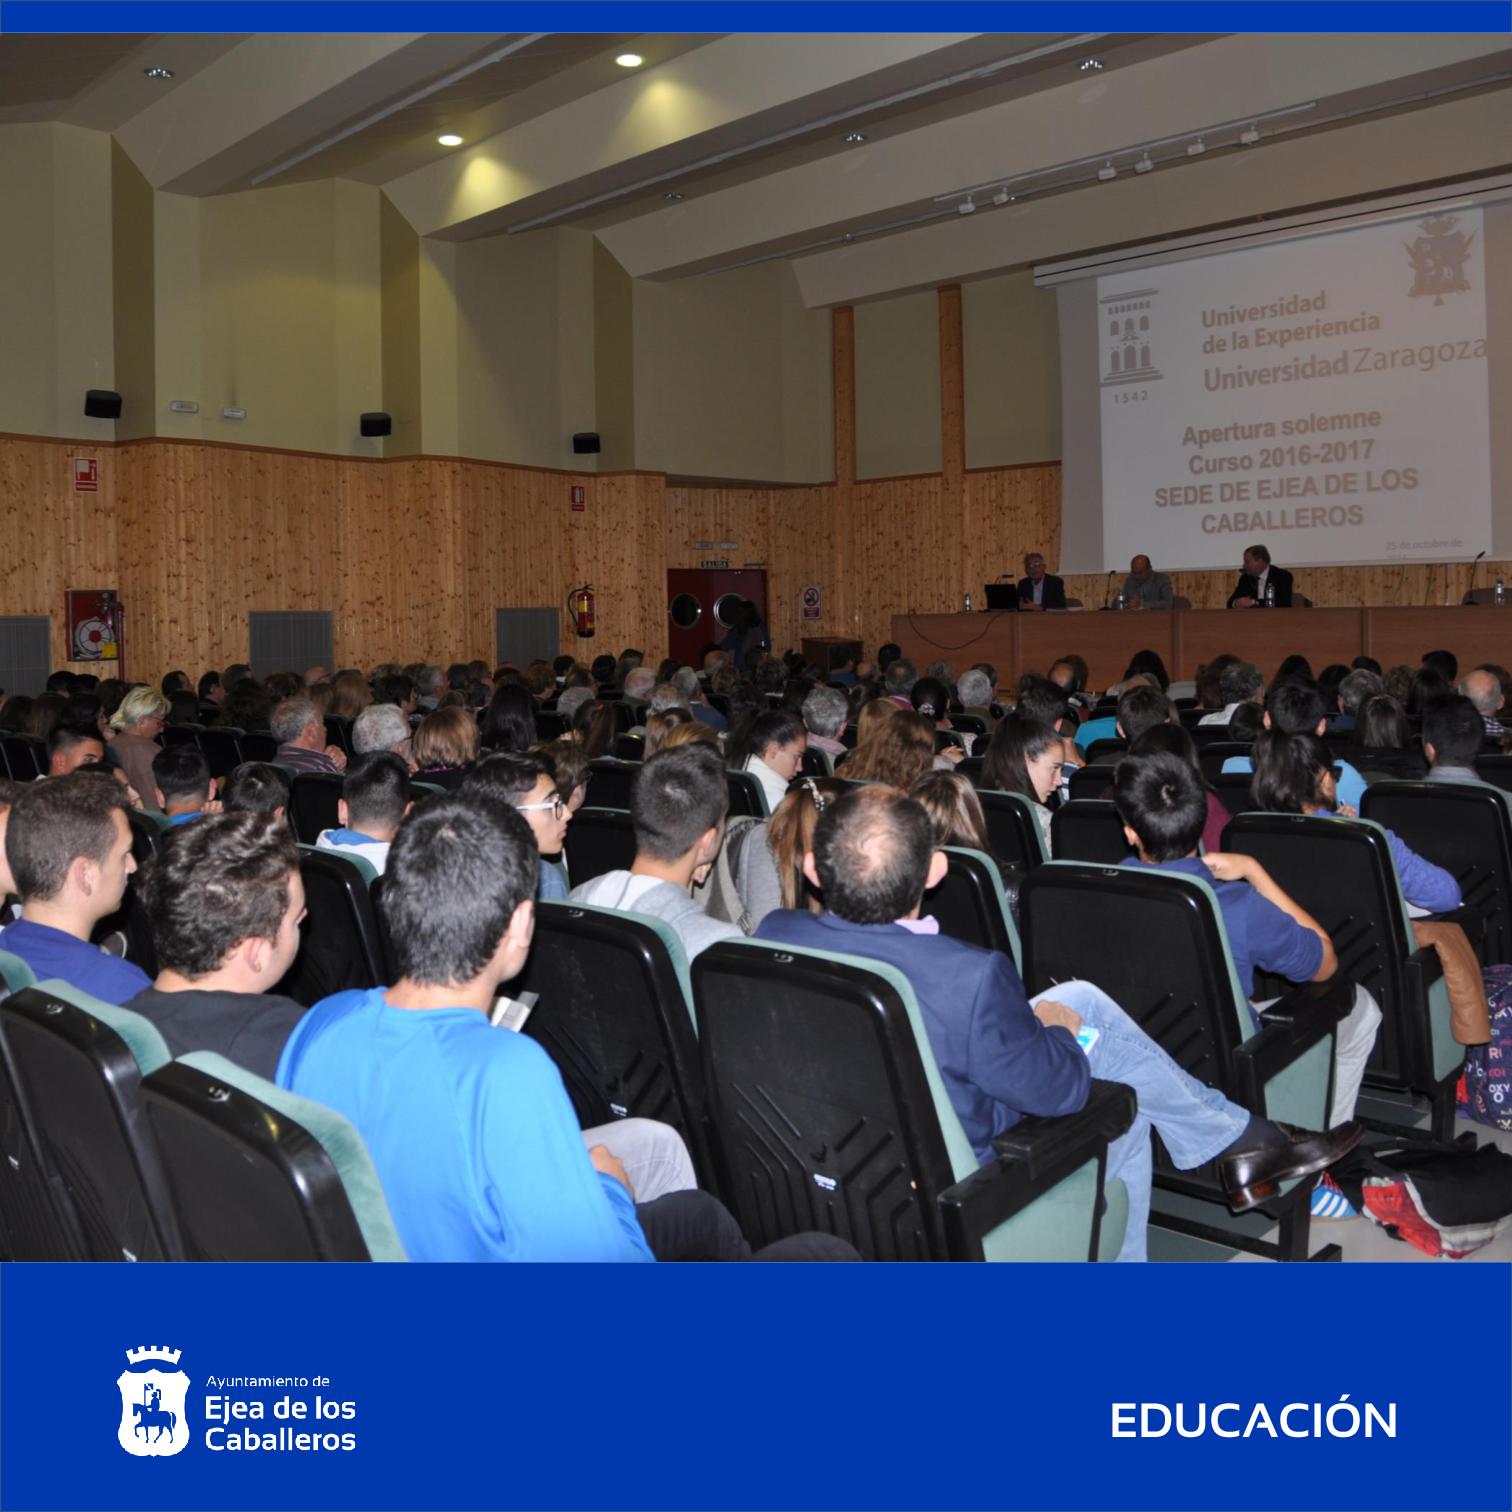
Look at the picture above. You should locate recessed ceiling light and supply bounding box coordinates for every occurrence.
[1079,58,1104,72]
[843,132,867,144]
[663,191,684,201]
[616,53,644,68]
[437,134,464,147]
[142,65,175,80]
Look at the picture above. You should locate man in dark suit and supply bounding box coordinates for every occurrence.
[1227,544,1294,608]
[1017,551,1066,611]
[753,785,1360,1261]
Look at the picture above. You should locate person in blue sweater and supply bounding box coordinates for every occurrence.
[1220,680,1369,811]
[279,792,851,1263]
[754,785,1359,1261]
[0,770,150,1005]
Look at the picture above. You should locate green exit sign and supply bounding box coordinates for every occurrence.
[698,558,730,569]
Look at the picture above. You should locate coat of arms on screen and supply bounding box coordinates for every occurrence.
[116,1346,191,1457]
[1404,215,1475,307]
[1099,288,1163,386]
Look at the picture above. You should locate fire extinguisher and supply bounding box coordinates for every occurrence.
[568,584,596,639]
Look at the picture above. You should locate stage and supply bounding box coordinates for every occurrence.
[891,605,1512,689]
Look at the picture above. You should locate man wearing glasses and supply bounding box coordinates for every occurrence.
[459,753,573,899]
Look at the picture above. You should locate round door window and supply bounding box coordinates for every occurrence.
[669,592,702,629]
[713,593,747,629]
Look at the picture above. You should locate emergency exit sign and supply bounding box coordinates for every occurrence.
[698,558,729,569]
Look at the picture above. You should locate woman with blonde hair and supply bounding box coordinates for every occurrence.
[839,709,937,790]
[410,705,479,791]
[329,670,371,720]
[660,719,720,754]
[110,685,170,810]
[642,707,693,758]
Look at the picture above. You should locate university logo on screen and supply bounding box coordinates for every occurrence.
[116,1345,191,1458]
[1100,287,1164,387]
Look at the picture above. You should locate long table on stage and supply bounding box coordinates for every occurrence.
[892,606,1512,688]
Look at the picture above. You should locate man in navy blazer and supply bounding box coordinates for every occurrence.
[755,786,1359,1260]
[1016,551,1066,611]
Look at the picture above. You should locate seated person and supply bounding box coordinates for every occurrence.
[45,722,106,779]
[733,709,809,814]
[1220,681,1367,810]
[271,696,347,775]
[569,745,744,961]
[128,813,307,1077]
[352,702,414,765]
[1115,750,1381,1139]
[801,685,849,760]
[0,771,150,1003]
[1460,667,1506,740]
[222,761,292,821]
[278,794,840,1262]
[1113,683,1172,745]
[1197,660,1264,726]
[152,743,215,825]
[755,786,1360,1260]
[1252,730,1460,914]
[459,752,571,899]
[316,752,411,875]
[979,715,1062,850]
[1424,693,1493,786]
[0,777,19,923]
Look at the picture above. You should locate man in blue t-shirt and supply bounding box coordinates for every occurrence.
[0,771,151,1004]
[1220,680,1368,811]
[1114,749,1381,1134]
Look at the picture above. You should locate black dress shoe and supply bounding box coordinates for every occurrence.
[1218,1121,1362,1212]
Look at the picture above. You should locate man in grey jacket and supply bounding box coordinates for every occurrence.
[570,744,742,961]
[1119,554,1174,610]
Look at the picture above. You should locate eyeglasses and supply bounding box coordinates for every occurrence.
[516,797,566,819]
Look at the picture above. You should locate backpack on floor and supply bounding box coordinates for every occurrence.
[1331,1145,1512,1259]
[1457,963,1512,1132]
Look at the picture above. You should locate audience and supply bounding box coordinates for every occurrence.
[316,752,412,873]
[460,752,571,899]
[272,696,347,775]
[0,772,151,1003]
[410,706,478,789]
[979,716,1063,850]
[730,708,807,814]
[352,702,413,763]
[221,761,292,820]
[128,813,307,1076]
[152,744,215,825]
[841,709,941,791]
[1220,681,1368,810]
[1423,694,1492,786]
[110,687,170,810]
[755,785,1359,1260]
[45,722,107,778]
[800,685,848,761]
[1459,669,1506,740]
[1197,660,1264,726]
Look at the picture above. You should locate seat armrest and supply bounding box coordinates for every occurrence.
[940,1083,1135,1260]
[1417,906,1484,950]
[1231,976,1355,1110]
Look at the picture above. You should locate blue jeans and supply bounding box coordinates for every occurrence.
[1030,981,1249,1262]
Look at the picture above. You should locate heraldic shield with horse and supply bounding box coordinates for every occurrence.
[116,1345,191,1457]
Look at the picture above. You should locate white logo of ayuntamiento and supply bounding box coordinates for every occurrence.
[116,1346,191,1457]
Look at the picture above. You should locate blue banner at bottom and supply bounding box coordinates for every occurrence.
[1,1262,1507,1512]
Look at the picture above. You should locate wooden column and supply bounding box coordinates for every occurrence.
[832,306,856,635]
[938,285,968,606]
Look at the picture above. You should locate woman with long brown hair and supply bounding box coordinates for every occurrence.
[840,709,937,790]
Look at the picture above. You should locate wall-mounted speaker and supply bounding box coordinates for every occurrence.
[572,432,601,455]
[360,412,392,438]
[84,389,122,420]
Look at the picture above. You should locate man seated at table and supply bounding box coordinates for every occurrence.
[754,786,1360,1259]
[1017,552,1066,612]
[1119,555,1173,610]
[1226,544,1293,608]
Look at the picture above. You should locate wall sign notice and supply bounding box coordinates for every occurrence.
[698,558,730,569]
[73,458,99,492]
[802,584,823,621]
[569,485,586,512]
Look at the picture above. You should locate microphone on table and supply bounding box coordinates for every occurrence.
[1103,568,1118,609]
[1471,549,1487,603]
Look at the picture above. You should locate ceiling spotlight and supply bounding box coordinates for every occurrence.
[1079,58,1104,72]
[142,65,175,80]
[437,133,464,147]
[1134,152,1154,174]
[843,132,867,144]
[1097,160,1117,182]
[663,191,684,201]
[1186,138,1207,156]
[1239,124,1261,145]
[615,53,644,68]
[957,197,976,215]
[992,189,1011,206]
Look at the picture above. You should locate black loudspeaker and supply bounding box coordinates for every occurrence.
[572,432,601,455]
[360,412,392,438]
[84,389,122,420]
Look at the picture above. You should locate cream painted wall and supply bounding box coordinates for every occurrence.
[854,288,941,479]
[632,260,831,482]
[153,179,384,456]
[963,269,1061,466]
[0,124,116,443]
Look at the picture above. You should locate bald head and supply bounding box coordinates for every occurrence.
[1460,669,1504,716]
[1130,555,1152,580]
[810,786,936,925]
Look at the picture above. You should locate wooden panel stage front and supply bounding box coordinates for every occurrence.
[892,606,1512,688]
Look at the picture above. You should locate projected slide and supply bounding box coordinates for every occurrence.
[1098,209,1490,569]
